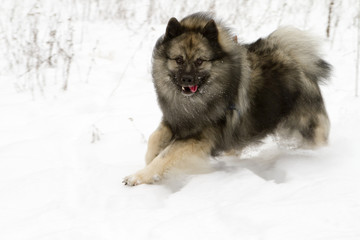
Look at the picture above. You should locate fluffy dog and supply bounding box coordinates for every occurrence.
[123,12,331,186]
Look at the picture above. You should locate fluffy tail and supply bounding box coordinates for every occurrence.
[269,27,332,83]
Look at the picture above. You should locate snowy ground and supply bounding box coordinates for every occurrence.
[1,5,360,240]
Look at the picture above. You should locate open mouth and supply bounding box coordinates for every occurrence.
[181,85,198,95]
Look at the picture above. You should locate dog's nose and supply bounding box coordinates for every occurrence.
[181,75,194,84]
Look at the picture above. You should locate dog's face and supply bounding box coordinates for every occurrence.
[154,17,226,98]
[166,32,213,96]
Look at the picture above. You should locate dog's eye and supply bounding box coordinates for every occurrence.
[175,56,184,65]
[195,58,204,66]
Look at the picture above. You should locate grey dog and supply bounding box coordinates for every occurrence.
[123,12,331,186]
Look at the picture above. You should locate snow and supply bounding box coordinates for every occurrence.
[1,1,360,239]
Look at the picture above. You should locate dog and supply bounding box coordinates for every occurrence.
[123,12,331,186]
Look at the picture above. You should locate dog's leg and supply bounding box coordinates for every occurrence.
[309,112,330,147]
[297,112,330,148]
[145,122,173,165]
[123,138,212,186]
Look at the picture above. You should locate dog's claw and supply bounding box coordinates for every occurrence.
[122,179,128,185]
[122,176,135,186]
[122,175,141,186]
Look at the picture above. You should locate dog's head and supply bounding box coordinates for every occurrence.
[162,17,225,96]
[152,13,232,100]
[151,13,244,129]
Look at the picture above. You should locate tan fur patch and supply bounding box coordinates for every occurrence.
[313,113,330,147]
[124,137,213,186]
[145,122,173,165]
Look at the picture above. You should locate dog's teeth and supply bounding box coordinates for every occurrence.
[182,87,185,91]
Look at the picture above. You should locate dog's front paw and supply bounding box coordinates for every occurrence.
[123,169,161,186]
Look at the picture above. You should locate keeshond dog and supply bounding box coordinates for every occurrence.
[123,12,331,186]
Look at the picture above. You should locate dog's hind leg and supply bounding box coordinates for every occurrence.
[145,121,173,165]
[278,100,330,149]
[299,112,330,148]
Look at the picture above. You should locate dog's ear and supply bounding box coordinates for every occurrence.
[201,20,218,43]
[164,17,183,42]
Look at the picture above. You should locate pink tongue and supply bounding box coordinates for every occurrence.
[190,85,198,93]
